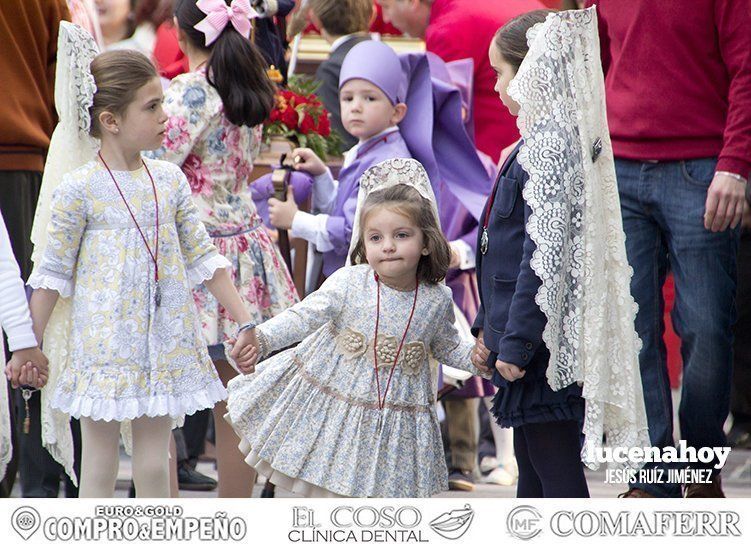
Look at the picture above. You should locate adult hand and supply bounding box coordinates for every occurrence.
[495,359,525,382]
[268,186,298,230]
[291,148,326,176]
[471,330,491,373]
[704,172,747,232]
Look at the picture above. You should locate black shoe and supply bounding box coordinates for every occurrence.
[448,469,475,492]
[177,465,217,491]
[260,481,276,498]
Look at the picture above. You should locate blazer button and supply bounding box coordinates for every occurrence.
[525,342,533,350]
[522,354,528,361]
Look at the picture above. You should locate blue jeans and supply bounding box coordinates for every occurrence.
[616,158,738,497]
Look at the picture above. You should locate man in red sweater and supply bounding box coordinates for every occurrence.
[588,0,751,499]
[377,0,544,163]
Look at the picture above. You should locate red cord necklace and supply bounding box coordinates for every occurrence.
[98,151,161,306]
[373,272,419,416]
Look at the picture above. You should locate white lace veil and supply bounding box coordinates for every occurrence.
[508,7,649,469]
[30,21,100,485]
[347,158,441,263]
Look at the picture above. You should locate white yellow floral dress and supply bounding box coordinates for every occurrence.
[226,264,487,497]
[28,159,228,421]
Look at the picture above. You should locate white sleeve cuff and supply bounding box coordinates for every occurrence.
[450,240,476,271]
[313,169,338,213]
[8,330,38,352]
[291,211,334,252]
[27,270,74,298]
[186,253,232,286]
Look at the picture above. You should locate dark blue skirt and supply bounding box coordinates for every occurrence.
[489,347,584,428]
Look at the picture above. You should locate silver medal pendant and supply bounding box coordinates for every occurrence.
[480,228,489,255]
[154,280,161,307]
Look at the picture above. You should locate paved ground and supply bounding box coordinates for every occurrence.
[112,443,750,499]
[7,440,749,498]
[9,389,751,498]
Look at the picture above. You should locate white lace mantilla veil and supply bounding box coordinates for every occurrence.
[507,6,649,469]
[29,21,100,485]
[346,158,462,396]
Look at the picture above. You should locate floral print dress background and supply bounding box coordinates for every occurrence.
[149,68,298,347]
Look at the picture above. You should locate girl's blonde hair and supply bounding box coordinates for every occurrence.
[349,184,451,284]
[89,50,158,137]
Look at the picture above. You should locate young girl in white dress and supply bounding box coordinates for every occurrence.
[226,158,491,497]
[27,25,258,498]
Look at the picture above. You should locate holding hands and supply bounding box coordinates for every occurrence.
[229,327,260,375]
[5,347,49,388]
[470,330,525,382]
[471,330,491,373]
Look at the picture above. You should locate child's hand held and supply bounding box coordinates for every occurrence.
[495,359,525,382]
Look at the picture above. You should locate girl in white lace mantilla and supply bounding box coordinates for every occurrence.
[27,24,259,498]
[225,158,491,497]
[472,8,649,497]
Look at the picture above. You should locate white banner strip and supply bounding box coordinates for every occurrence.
[1,498,750,543]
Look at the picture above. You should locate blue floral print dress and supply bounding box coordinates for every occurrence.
[226,265,490,497]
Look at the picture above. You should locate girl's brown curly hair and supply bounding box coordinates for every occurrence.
[349,184,451,284]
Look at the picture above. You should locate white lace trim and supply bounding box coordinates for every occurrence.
[27,270,74,298]
[50,380,227,421]
[508,7,650,469]
[186,254,232,286]
[225,408,343,498]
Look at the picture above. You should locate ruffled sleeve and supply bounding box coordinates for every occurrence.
[28,174,88,298]
[172,167,230,285]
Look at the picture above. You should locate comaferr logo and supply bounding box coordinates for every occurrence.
[506,505,543,540]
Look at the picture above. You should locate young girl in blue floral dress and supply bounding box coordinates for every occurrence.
[147,0,298,496]
[226,158,491,497]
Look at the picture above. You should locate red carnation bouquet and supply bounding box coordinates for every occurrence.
[263,76,343,160]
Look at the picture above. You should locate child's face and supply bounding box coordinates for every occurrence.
[115,77,168,152]
[340,79,405,142]
[96,0,132,36]
[363,207,426,285]
[489,44,520,116]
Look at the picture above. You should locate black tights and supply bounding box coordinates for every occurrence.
[514,420,589,498]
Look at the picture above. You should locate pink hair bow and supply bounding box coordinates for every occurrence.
[194,0,258,46]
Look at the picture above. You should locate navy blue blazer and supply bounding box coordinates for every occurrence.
[472,142,548,386]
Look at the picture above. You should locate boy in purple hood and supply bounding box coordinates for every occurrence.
[268,40,413,278]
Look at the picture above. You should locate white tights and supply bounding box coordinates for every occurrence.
[483,397,515,466]
[79,415,172,498]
